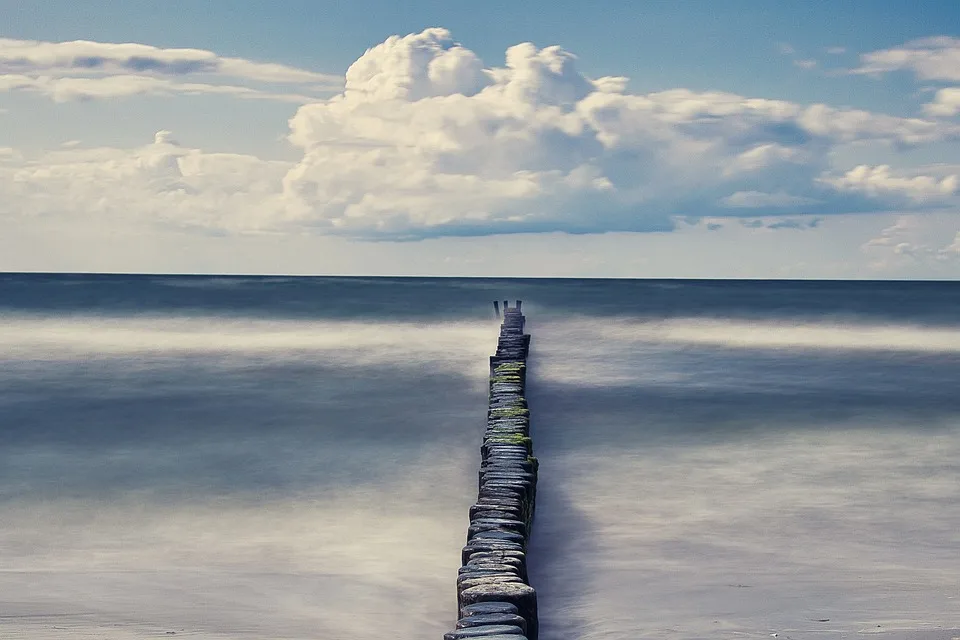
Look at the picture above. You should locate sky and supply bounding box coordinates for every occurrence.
[1,0,959,278]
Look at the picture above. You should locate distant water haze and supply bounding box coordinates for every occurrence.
[1,275,958,639]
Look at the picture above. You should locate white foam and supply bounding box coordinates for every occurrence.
[530,316,960,386]
[0,314,498,376]
[592,317,960,353]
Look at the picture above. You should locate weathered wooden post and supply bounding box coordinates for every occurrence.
[493,301,501,319]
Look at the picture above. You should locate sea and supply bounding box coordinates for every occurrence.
[0,274,958,640]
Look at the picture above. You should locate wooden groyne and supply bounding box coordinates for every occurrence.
[444,301,538,640]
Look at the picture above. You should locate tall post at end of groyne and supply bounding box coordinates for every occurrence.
[444,301,538,640]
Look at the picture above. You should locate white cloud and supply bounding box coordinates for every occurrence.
[342,28,490,101]
[819,164,958,204]
[826,47,847,55]
[0,73,318,103]
[853,36,960,82]
[0,37,342,102]
[864,216,918,248]
[923,87,960,117]
[1,132,291,231]
[796,103,956,146]
[3,28,960,240]
[277,28,959,237]
[794,59,817,70]
[0,37,340,84]
[863,214,960,269]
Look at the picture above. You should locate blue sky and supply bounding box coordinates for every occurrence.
[1,1,959,277]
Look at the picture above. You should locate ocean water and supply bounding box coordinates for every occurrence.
[0,274,958,640]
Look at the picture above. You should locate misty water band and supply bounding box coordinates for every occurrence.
[444,302,538,640]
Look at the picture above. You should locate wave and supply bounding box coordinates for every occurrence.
[0,314,499,375]
[544,316,960,353]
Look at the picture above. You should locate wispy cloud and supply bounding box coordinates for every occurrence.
[852,38,960,119]
[778,43,818,71]
[0,73,320,103]
[863,214,960,269]
[852,36,960,82]
[0,37,343,102]
[0,38,341,83]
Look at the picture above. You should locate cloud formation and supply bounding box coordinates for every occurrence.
[1,132,290,231]
[276,29,959,237]
[3,28,960,240]
[0,37,341,102]
[854,36,960,82]
[0,73,316,102]
[924,87,960,117]
[0,37,339,83]
[854,38,960,122]
[819,164,958,204]
[863,215,960,269]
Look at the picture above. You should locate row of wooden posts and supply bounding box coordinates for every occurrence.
[443,301,539,640]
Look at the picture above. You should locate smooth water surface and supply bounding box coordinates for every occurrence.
[1,275,958,639]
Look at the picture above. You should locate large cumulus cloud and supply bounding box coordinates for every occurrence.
[277,29,959,238]
[4,29,960,240]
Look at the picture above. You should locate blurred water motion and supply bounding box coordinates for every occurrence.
[1,275,958,639]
